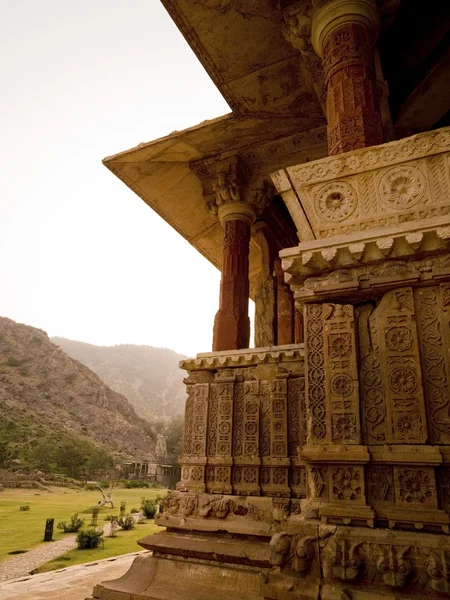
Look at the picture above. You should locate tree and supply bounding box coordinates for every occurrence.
[96,482,115,508]
[0,441,15,468]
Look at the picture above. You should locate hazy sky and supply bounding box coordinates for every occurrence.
[0,0,252,357]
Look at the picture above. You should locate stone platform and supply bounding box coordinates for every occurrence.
[0,552,142,600]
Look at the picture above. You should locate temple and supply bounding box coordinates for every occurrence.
[90,1,450,598]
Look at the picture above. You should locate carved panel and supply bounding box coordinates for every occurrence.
[215,382,234,456]
[366,466,394,518]
[243,381,260,457]
[207,385,218,456]
[358,304,387,445]
[305,304,327,442]
[415,285,450,443]
[394,467,438,508]
[324,304,360,444]
[183,386,194,455]
[437,467,450,513]
[330,466,363,503]
[260,384,271,457]
[287,377,306,457]
[192,384,209,456]
[232,382,244,457]
[269,379,288,457]
[377,288,427,443]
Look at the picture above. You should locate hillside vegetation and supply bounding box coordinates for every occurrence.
[0,317,155,470]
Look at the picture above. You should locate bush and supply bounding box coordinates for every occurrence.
[76,528,104,549]
[118,515,135,530]
[8,357,21,367]
[141,498,157,519]
[130,508,139,514]
[150,481,165,489]
[19,505,30,511]
[57,513,85,533]
[123,480,149,489]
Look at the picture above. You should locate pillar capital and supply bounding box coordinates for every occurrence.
[190,154,274,226]
[311,0,379,57]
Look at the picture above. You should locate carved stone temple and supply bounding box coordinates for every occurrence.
[90,1,450,599]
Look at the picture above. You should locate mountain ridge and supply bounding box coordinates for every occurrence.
[0,317,155,460]
[52,337,187,422]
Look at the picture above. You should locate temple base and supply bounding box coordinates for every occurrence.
[88,510,450,600]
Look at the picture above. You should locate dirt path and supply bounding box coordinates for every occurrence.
[0,535,78,582]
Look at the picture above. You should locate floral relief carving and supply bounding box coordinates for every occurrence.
[394,411,423,441]
[330,373,354,397]
[330,333,352,358]
[397,469,435,505]
[385,327,413,352]
[332,467,362,501]
[380,166,426,210]
[316,182,357,222]
[332,414,357,441]
[389,368,418,395]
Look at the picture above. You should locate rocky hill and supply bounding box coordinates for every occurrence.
[52,338,187,422]
[0,317,155,459]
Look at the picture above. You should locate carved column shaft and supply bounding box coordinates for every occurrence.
[312,0,383,155]
[275,258,295,345]
[213,218,251,351]
[323,21,383,154]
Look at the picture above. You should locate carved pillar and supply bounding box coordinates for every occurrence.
[311,0,383,154]
[275,258,295,345]
[213,214,252,351]
[191,156,273,352]
[254,227,277,348]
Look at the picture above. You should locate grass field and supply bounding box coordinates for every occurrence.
[0,486,166,564]
[35,519,161,573]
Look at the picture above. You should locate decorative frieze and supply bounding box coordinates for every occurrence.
[281,126,450,239]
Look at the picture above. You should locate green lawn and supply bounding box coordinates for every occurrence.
[35,519,161,573]
[0,486,166,563]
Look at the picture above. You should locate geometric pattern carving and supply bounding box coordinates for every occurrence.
[305,304,327,442]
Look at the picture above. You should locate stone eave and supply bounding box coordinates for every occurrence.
[102,114,327,285]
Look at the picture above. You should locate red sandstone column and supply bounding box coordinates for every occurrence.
[312,0,383,155]
[274,258,295,345]
[294,307,304,344]
[213,217,251,351]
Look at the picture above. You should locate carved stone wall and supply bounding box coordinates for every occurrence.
[178,347,305,499]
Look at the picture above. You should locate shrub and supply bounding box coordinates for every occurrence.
[19,505,30,511]
[76,528,104,549]
[57,513,85,533]
[123,479,149,489]
[8,357,21,367]
[104,514,118,523]
[118,515,135,530]
[141,498,157,519]
[130,508,139,514]
[150,481,165,489]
